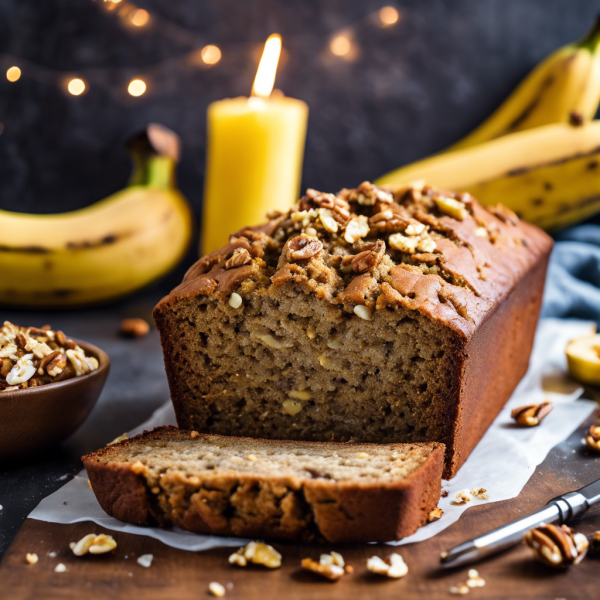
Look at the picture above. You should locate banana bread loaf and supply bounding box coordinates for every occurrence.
[154,181,553,478]
[83,426,444,543]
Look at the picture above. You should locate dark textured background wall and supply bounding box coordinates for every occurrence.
[0,0,596,233]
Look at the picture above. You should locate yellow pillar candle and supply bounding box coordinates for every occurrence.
[201,35,309,255]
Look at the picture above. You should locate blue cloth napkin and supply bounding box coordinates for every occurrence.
[542,222,600,322]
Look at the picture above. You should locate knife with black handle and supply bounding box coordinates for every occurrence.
[440,477,600,568]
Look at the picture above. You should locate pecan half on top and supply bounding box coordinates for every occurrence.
[586,425,600,452]
[226,248,252,270]
[286,234,323,261]
[511,401,553,426]
[368,209,411,233]
[524,524,589,568]
[351,240,386,273]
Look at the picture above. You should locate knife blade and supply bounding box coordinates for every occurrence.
[440,477,600,569]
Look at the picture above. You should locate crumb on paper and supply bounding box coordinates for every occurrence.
[209,581,226,597]
[26,553,38,564]
[429,507,443,521]
[54,563,67,573]
[137,554,153,568]
[441,490,449,498]
[471,488,489,500]
[453,489,471,505]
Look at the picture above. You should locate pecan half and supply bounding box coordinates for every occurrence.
[511,401,553,426]
[306,189,350,220]
[351,240,385,273]
[586,425,600,452]
[226,248,252,270]
[16,332,27,349]
[287,235,323,261]
[55,330,67,347]
[39,350,60,375]
[524,524,589,568]
[339,181,393,206]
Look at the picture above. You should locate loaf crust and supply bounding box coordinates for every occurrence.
[83,426,444,543]
[154,182,553,478]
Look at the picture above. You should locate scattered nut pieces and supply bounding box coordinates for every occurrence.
[228,542,282,569]
[524,524,589,568]
[428,507,444,521]
[54,563,67,573]
[343,215,369,244]
[366,553,408,578]
[511,402,553,426]
[389,232,419,254]
[119,318,150,339]
[454,489,471,504]
[209,581,226,597]
[137,553,153,568]
[287,234,323,261]
[586,425,600,452]
[26,553,38,564]
[301,556,345,581]
[449,583,470,595]
[70,533,117,556]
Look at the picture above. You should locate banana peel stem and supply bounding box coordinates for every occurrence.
[128,155,177,189]
[579,14,600,52]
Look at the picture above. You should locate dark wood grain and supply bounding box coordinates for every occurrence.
[2,411,599,600]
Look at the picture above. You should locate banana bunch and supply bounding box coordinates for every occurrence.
[376,17,600,230]
[0,125,193,307]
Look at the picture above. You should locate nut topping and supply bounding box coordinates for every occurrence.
[586,425,600,452]
[369,210,410,233]
[524,524,589,568]
[511,401,553,426]
[428,507,444,521]
[226,248,252,270]
[351,240,386,273]
[287,234,323,261]
[70,533,117,556]
[589,531,600,555]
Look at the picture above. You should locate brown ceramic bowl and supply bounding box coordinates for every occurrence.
[0,339,110,462]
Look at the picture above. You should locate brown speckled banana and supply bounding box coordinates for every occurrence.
[0,125,193,307]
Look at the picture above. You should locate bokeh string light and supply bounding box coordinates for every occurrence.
[0,3,402,101]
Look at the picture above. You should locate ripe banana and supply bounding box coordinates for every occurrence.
[376,121,600,231]
[0,124,194,307]
[448,16,600,151]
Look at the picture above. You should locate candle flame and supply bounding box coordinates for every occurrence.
[252,34,282,98]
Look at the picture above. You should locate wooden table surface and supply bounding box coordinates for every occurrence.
[2,410,599,600]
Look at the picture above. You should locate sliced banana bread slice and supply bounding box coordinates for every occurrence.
[83,426,444,543]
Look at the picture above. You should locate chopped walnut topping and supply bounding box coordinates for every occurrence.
[366,553,408,578]
[511,401,553,426]
[344,215,370,244]
[226,248,252,269]
[228,542,282,569]
[586,425,600,452]
[525,524,589,567]
[287,234,323,261]
[318,208,339,233]
[351,240,386,273]
[301,556,345,581]
[369,209,409,233]
[389,233,419,253]
[341,181,393,206]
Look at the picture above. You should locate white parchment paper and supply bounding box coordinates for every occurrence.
[29,318,597,550]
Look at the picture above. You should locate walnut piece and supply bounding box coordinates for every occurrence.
[226,248,252,270]
[366,553,408,578]
[351,240,385,273]
[287,234,323,261]
[229,541,282,569]
[70,533,117,556]
[511,401,553,426]
[428,507,444,521]
[301,555,345,581]
[524,524,589,568]
[208,581,226,597]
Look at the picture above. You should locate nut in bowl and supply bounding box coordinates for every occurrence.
[0,322,109,461]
